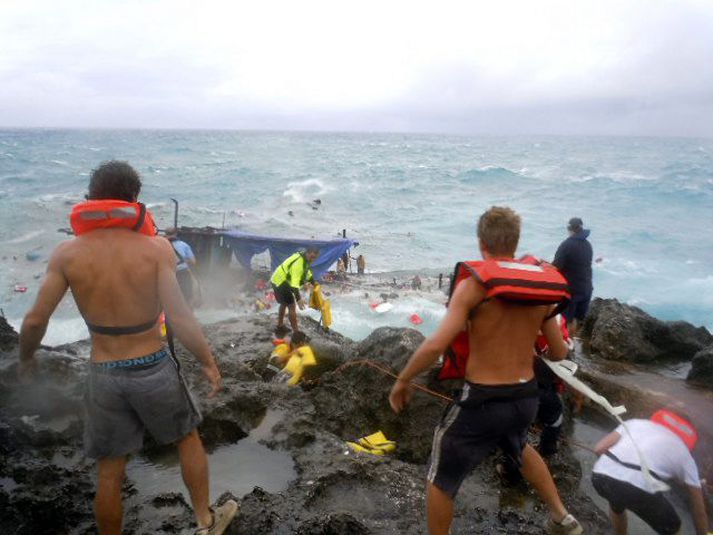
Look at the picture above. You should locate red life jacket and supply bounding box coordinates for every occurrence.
[535,314,571,355]
[70,200,157,237]
[650,409,698,451]
[438,256,570,380]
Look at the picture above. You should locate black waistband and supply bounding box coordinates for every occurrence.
[85,314,160,336]
[604,451,667,484]
[458,378,538,407]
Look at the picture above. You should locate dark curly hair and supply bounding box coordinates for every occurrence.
[87,160,142,202]
[290,331,309,346]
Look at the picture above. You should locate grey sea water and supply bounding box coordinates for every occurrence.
[1,129,712,343]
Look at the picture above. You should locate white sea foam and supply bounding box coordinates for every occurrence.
[7,316,89,347]
[282,178,331,204]
[5,230,44,244]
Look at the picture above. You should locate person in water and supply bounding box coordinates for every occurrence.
[18,161,237,535]
[270,247,319,334]
[356,254,366,275]
[552,217,593,336]
[592,409,710,535]
[389,206,583,535]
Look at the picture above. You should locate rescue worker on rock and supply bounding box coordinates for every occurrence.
[18,161,237,535]
[270,247,319,335]
[553,217,593,336]
[389,206,583,535]
[592,409,710,535]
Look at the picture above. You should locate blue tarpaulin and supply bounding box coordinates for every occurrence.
[221,230,358,280]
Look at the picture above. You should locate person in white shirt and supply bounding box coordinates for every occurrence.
[591,410,710,535]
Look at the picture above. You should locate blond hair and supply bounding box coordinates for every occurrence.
[477,206,521,256]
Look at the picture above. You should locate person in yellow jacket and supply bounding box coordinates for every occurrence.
[270,247,320,334]
[270,331,317,386]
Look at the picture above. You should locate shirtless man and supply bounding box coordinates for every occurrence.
[18,161,237,535]
[389,206,582,535]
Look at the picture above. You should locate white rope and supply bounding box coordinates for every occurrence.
[541,357,670,492]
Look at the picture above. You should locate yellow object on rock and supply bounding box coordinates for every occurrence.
[271,343,291,362]
[346,441,387,455]
[347,430,396,455]
[282,345,317,386]
[309,284,332,329]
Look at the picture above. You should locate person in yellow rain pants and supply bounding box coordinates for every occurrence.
[271,332,316,386]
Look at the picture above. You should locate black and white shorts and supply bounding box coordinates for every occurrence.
[427,379,539,498]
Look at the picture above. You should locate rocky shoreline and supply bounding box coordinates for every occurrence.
[1,297,711,534]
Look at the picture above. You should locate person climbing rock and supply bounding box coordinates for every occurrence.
[592,410,710,535]
[18,161,237,535]
[389,206,582,535]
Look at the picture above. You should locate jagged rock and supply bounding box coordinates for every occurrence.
[687,346,713,386]
[296,512,370,534]
[581,298,713,362]
[0,315,18,352]
[0,315,609,534]
[310,327,450,463]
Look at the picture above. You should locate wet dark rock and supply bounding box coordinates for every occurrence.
[296,512,370,534]
[231,487,287,534]
[0,315,609,533]
[687,345,713,386]
[581,298,713,362]
[0,315,18,352]
[311,327,450,463]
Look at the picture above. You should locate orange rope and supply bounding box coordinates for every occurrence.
[323,359,607,457]
[330,359,454,403]
[320,357,713,495]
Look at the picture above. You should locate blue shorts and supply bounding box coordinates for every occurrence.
[563,294,591,322]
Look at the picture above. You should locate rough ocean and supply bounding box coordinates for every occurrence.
[1,129,712,344]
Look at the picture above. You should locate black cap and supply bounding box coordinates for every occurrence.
[567,217,583,231]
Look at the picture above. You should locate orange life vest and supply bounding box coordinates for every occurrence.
[650,409,698,451]
[70,200,157,237]
[438,256,570,380]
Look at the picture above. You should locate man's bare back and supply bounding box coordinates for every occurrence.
[18,161,237,534]
[45,228,186,362]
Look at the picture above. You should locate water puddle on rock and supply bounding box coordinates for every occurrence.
[126,409,295,500]
[571,412,697,535]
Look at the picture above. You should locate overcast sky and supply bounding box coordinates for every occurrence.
[1,0,712,136]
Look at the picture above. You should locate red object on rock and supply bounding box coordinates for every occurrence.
[369,302,379,310]
[14,285,27,293]
[265,291,276,302]
[409,313,423,325]
[255,279,267,290]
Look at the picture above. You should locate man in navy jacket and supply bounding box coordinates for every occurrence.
[553,217,593,335]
